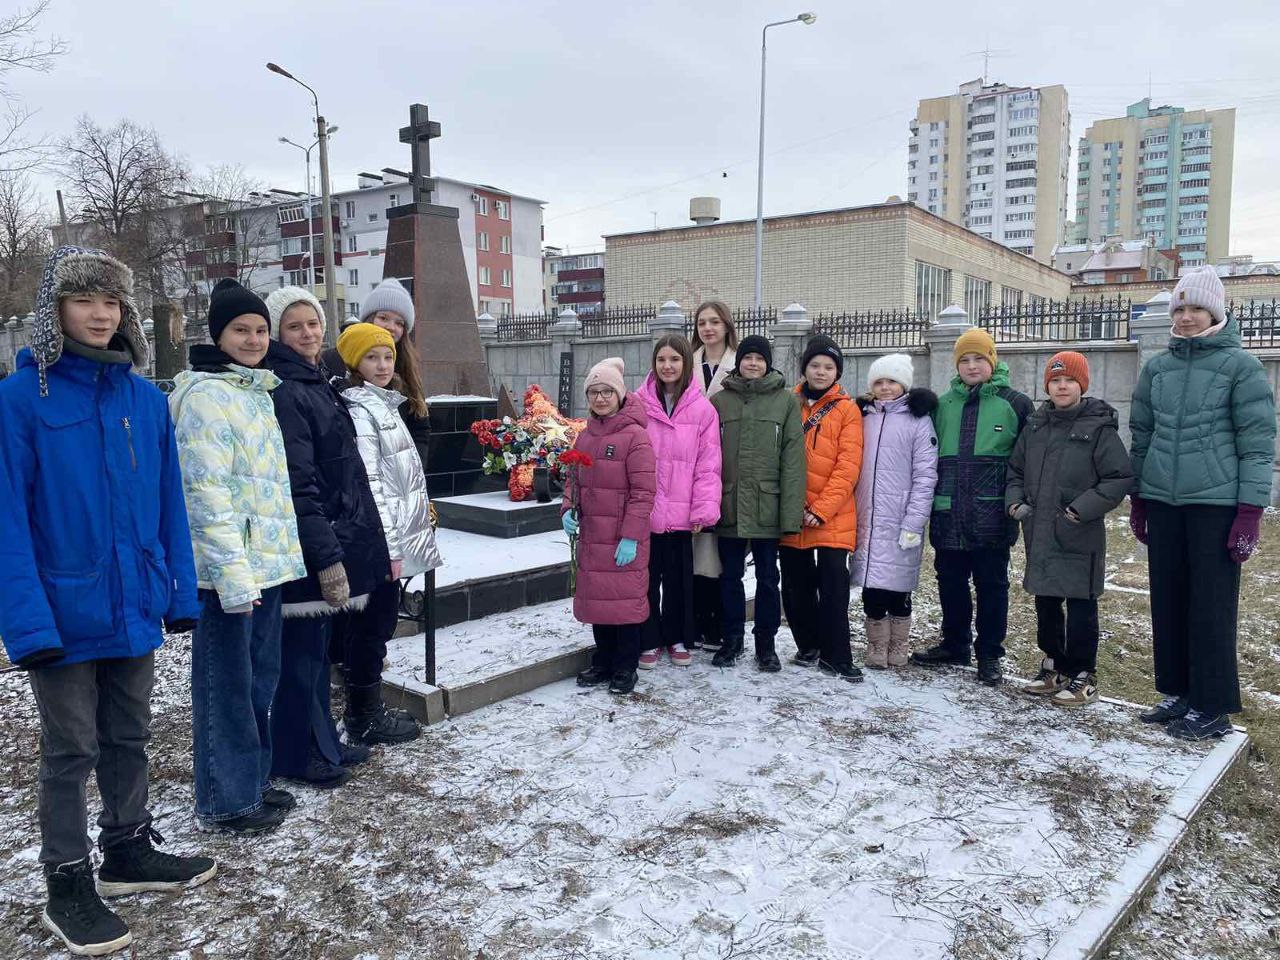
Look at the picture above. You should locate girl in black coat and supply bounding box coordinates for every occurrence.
[264,287,391,788]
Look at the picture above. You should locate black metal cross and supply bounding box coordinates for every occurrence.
[399,103,441,205]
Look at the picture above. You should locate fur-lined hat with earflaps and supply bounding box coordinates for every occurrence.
[31,245,149,398]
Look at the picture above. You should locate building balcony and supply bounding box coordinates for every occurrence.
[280,216,341,240]
[204,231,235,249]
[557,290,605,305]
[556,267,604,283]
[205,262,238,280]
[184,250,206,267]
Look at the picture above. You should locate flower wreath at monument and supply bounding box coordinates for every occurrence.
[470,385,587,501]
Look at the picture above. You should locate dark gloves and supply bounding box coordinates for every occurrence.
[15,648,65,670]
[1228,504,1264,564]
[1128,495,1148,545]
[164,618,197,635]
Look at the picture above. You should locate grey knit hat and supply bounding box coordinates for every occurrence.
[264,285,327,339]
[359,278,415,332]
[1170,266,1226,326]
[31,245,148,398]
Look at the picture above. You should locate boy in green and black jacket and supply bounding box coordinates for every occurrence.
[912,327,1032,685]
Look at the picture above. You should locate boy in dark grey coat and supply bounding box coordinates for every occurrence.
[1006,352,1132,706]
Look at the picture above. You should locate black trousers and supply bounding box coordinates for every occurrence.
[271,616,343,776]
[592,624,643,674]
[1034,595,1099,675]
[692,575,723,644]
[27,654,154,866]
[644,531,695,651]
[780,546,853,668]
[1147,501,1242,715]
[718,537,781,642]
[862,588,912,620]
[934,546,1010,661]
[340,580,400,688]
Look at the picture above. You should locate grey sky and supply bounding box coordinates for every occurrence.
[13,0,1280,260]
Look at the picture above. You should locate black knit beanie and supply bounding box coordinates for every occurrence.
[735,335,773,372]
[801,334,844,380]
[208,278,270,345]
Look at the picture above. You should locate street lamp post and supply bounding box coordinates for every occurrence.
[267,62,341,344]
[279,128,337,294]
[754,12,816,309]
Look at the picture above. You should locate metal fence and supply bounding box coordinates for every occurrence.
[1233,298,1280,348]
[813,309,929,349]
[495,311,555,342]
[580,304,658,339]
[976,298,1133,343]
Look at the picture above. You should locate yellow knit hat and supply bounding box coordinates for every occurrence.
[953,327,997,369]
[337,322,396,371]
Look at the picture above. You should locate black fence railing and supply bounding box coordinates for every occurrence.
[495,311,556,342]
[977,298,1132,342]
[580,304,657,339]
[1233,298,1280,348]
[813,309,929,349]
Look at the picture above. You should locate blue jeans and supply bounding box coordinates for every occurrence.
[191,587,282,821]
[717,537,781,641]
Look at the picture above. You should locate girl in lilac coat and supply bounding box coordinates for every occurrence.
[562,358,657,695]
[850,354,938,670]
[636,335,722,670]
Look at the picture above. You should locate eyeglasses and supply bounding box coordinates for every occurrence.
[586,387,616,399]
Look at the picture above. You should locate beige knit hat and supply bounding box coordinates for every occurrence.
[1170,266,1226,326]
[584,357,626,399]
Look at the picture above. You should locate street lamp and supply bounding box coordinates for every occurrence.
[279,128,337,293]
[754,12,817,309]
[267,62,340,344]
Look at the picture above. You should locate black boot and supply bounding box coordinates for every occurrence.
[291,747,351,789]
[791,648,821,667]
[819,659,865,684]
[1139,694,1190,724]
[577,664,611,687]
[96,825,217,898]
[608,669,637,695]
[712,636,744,667]
[197,804,286,837]
[755,636,781,673]
[262,787,297,811]
[910,643,971,667]
[344,682,420,745]
[977,658,1003,686]
[43,858,132,956]
[338,741,372,767]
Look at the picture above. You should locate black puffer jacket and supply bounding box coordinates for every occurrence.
[266,341,391,617]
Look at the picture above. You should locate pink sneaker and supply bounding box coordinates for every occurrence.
[638,649,660,670]
[668,644,692,667]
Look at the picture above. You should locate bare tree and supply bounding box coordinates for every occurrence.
[0,169,50,315]
[0,2,68,172]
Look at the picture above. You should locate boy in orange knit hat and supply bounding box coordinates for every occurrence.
[1006,351,1132,706]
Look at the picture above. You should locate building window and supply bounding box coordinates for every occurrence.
[388,193,398,207]
[915,261,951,320]
[501,268,512,288]
[348,269,358,285]
[476,196,489,215]
[500,235,511,254]
[479,266,491,286]
[478,231,491,251]
[367,212,378,222]
[345,201,355,218]
[1001,286,1022,309]
[348,301,359,317]
[496,200,510,220]
[964,276,991,317]
[347,235,357,253]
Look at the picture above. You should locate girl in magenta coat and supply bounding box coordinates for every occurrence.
[562,358,657,695]
[636,335,722,669]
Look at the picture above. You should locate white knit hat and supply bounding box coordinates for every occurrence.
[359,278,415,332]
[1170,266,1226,326]
[867,353,914,391]
[264,285,327,338]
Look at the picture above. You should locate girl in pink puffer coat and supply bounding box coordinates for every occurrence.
[562,358,657,695]
[636,335,722,669]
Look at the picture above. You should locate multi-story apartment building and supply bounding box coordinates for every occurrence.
[182,172,546,320]
[1073,99,1235,269]
[543,248,605,315]
[909,79,1070,264]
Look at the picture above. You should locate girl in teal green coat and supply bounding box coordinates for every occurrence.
[1129,266,1275,740]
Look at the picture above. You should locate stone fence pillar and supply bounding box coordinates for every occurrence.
[1130,290,1171,375]
[769,302,812,380]
[550,307,581,416]
[476,311,498,343]
[649,300,684,341]
[922,303,970,393]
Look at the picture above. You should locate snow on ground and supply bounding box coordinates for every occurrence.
[409,527,570,592]
[0,622,1223,960]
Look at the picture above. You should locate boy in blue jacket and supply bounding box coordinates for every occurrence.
[0,246,216,957]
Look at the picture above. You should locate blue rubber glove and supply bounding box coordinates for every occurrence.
[614,538,638,566]
[562,510,579,535]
